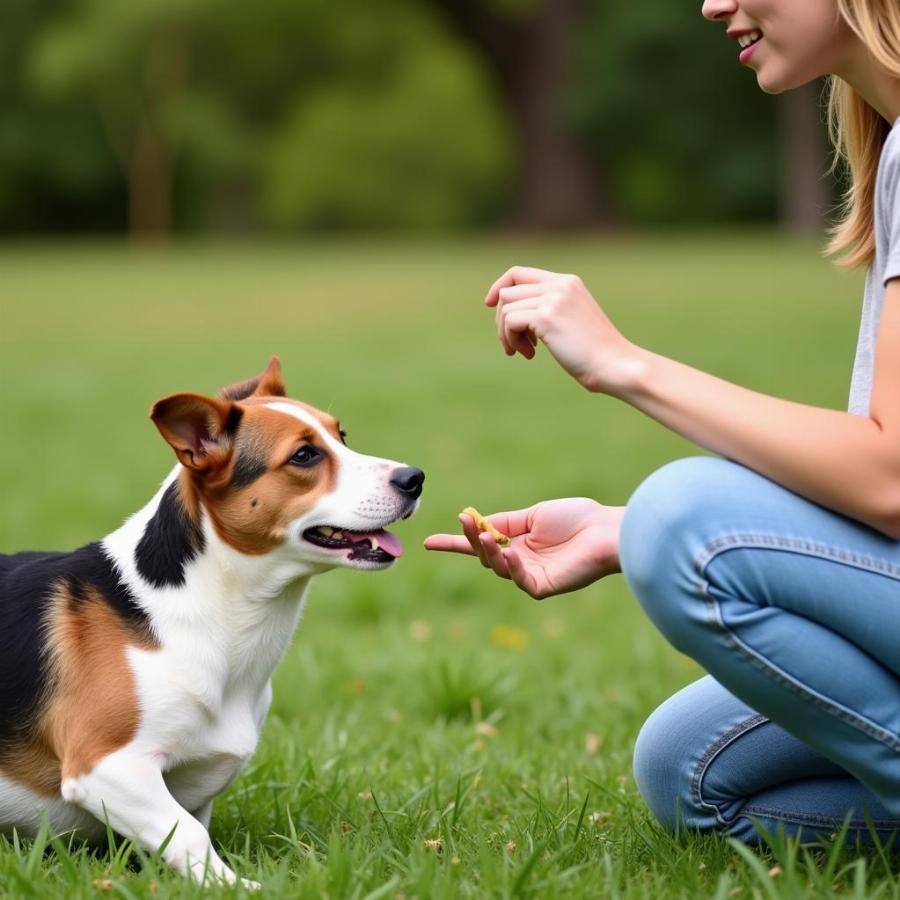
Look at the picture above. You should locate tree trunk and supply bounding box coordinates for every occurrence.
[778,80,832,233]
[431,0,607,229]
[127,121,172,240]
[505,0,604,228]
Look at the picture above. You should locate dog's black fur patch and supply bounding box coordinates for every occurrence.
[231,451,268,489]
[135,481,205,589]
[0,543,148,756]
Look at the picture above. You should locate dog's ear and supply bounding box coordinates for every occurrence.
[219,357,286,402]
[150,393,242,472]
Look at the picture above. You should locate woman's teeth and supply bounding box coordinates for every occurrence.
[738,30,762,49]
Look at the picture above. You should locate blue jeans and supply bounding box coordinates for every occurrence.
[619,456,900,844]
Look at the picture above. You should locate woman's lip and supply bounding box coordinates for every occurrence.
[739,38,762,64]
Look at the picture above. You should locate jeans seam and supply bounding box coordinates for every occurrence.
[740,803,900,829]
[694,533,900,754]
[695,532,900,583]
[691,713,769,827]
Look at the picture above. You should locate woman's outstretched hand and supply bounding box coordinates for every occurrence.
[485,266,642,395]
[424,499,625,600]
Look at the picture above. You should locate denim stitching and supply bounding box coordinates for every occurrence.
[741,803,900,830]
[695,532,900,582]
[690,712,769,827]
[694,533,900,754]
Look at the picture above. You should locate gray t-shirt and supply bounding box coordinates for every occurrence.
[848,118,900,415]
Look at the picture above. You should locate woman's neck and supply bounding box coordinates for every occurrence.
[836,43,900,123]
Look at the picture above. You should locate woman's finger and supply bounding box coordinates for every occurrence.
[485,266,557,307]
[502,310,539,359]
[460,513,490,566]
[497,283,545,304]
[479,533,511,578]
[423,534,476,555]
[497,298,540,357]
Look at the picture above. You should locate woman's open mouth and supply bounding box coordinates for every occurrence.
[738,30,763,63]
[303,525,403,565]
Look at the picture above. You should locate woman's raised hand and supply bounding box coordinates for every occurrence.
[485,266,641,395]
[424,499,625,600]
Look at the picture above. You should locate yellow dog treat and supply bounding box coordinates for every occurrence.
[461,506,511,546]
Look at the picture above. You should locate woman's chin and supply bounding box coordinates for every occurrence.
[755,62,821,96]
[755,68,789,95]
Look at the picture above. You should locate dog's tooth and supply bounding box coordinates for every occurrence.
[331,530,344,539]
[319,526,334,536]
[369,536,379,552]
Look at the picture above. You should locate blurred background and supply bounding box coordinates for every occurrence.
[4,0,835,239]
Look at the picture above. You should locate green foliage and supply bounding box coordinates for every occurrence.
[0,0,121,232]
[1,0,799,233]
[264,42,510,229]
[14,0,512,233]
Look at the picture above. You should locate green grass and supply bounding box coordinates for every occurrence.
[0,233,890,898]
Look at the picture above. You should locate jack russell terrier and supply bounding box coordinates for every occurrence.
[0,358,423,886]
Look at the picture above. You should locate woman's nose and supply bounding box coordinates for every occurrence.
[701,0,738,21]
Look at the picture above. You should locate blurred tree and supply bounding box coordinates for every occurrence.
[30,0,213,240]
[25,0,511,235]
[429,0,606,229]
[0,0,122,233]
[256,1,510,230]
[4,0,829,234]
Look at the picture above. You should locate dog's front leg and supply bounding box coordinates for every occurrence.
[192,798,214,830]
[61,749,253,887]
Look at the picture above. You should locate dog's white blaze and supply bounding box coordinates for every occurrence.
[266,401,412,535]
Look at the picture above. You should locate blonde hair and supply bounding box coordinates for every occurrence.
[827,0,900,268]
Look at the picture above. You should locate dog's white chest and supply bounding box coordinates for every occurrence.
[161,683,271,814]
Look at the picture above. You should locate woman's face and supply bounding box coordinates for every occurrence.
[701,0,859,93]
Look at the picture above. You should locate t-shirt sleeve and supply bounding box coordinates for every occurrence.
[882,129,900,284]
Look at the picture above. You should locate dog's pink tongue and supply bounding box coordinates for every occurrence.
[375,529,403,558]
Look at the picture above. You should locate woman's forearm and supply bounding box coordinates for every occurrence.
[611,346,900,537]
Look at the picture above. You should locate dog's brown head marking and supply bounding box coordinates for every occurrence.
[150,358,341,555]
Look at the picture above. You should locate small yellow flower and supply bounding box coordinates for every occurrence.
[424,837,443,853]
[490,625,529,650]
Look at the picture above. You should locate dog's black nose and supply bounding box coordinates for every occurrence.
[390,466,425,499]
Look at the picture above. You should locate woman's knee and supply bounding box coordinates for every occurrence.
[633,702,692,830]
[633,683,719,832]
[620,458,722,638]
[619,457,767,644]
[633,677,761,835]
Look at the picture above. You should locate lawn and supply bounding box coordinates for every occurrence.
[0,233,892,898]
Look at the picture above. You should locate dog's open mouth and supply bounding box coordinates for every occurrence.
[303,525,402,564]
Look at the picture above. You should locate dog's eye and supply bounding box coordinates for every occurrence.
[289,445,323,468]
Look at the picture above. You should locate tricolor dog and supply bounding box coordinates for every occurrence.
[0,358,423,885]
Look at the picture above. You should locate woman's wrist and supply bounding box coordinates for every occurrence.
[585,341,654,399]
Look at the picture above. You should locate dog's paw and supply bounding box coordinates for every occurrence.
[240,877,262,892]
